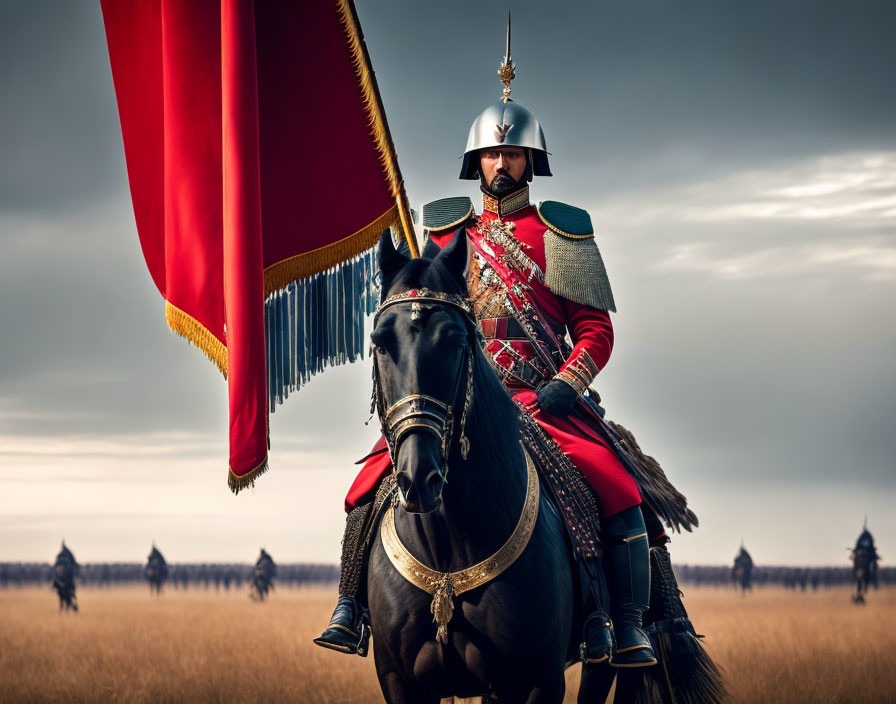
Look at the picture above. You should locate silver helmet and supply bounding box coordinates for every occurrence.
[459,101,551,180]
[459,14,552,180]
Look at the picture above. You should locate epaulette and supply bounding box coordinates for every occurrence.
[537,200,616,312]
[422,196,475,235]
[537,200,594,239]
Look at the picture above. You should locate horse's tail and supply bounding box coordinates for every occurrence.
[632,624,725,704]
[632,544,726,704]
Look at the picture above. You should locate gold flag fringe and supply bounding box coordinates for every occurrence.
[228,456,269,495]
[165,301,228,378]
[263,203,398,296]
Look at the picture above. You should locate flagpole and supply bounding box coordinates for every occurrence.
[340,0,420,258]
[395,189,420,257]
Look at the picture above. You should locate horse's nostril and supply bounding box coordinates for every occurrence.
[425,467,446,490]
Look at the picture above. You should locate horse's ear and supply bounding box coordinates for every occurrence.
[378,229,409,292]
[434,230,467,284]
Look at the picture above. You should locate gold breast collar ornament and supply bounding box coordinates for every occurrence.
[380,448,540,644]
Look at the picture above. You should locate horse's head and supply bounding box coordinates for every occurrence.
[372,230,476,514]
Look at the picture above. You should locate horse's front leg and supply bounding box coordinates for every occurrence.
[610,669,643,704]
[578,662,615,703]
[517,672,567,704]
[373,646,440,704]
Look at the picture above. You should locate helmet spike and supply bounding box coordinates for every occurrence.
[498,12,515,103]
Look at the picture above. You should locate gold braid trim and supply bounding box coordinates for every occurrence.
[165,301,228,378]
[263,204,399,296]
[380,449,540,643]
[227,455,269,495]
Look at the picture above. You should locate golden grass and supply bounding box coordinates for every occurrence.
[0,585,894,703]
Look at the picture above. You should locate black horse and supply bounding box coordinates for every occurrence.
[365,233,722,704]
[250,548,277,602]
[52,542,79,613]
[850,524,879,605]
[732,545,753,594]
[145,544,169,595]
[367,231,578,703]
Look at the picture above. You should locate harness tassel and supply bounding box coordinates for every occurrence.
[431,574,456,644]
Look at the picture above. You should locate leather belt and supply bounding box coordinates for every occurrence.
[480,317,527,340]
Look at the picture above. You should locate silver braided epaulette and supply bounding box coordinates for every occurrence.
[537,201,615,312]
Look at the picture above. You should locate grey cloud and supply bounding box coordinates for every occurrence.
[0,2,125,214]
[2,0,895,563]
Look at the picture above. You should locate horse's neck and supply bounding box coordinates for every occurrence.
[395,402,528,572]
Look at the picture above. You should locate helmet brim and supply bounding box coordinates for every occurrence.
[458,148,552,180]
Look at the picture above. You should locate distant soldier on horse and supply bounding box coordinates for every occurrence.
[145,544,169,595]
[850,521,880,604]
[52,542,79,613]
[250,548,277,602]
[732,545,754,594]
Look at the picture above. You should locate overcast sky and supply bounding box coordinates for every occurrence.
[1,0,894,566]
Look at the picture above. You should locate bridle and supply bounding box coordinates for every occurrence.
[371,288,477,483]
[372,288,543,645]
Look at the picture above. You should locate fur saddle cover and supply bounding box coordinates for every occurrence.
[599,415,698,534]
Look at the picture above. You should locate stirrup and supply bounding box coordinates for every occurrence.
[313,597,370,657]
[580,614,614,664]
[313,619,370,657]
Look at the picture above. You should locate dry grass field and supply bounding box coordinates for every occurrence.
[1,584,894,704]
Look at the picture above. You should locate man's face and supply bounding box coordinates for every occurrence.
[479,146,527,194]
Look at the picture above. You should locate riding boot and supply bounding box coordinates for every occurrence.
[577,557,614,663]
[313,503,373,657]
[604,506,657,668]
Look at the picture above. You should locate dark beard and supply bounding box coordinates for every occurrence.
[481,171,523,198]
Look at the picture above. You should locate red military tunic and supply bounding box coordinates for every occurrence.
[346,189,642,517]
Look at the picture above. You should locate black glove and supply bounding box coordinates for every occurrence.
[535,378,579,418]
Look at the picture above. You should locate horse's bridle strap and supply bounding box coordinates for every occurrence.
[375,289,475,326]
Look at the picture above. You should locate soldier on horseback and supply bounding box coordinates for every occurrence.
[851,521,880,604]
[250,548,277,602]
[316,27,701,675]
[52,541,79,613]
[145,543,169,595]
[732,544,753,594]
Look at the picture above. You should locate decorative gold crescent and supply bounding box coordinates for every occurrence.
[380,448,540,643]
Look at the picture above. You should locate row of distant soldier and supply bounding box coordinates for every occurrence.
[725,524,882,603]
[18,543,337,612]
[9,527,883,609]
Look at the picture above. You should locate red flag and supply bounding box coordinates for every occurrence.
[101,0,417,492]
